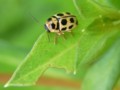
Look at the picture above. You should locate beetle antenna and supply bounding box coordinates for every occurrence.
[28,12,51,42]
[28,12,40,24]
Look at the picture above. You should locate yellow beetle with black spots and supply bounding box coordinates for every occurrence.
[44,12,78,43]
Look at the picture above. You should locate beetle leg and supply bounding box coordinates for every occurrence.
[59,31,66,40]
[61,33,66,40]
[67,30,74,37]
[54,33,58,44]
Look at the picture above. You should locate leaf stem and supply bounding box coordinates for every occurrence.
[72,0,85,19]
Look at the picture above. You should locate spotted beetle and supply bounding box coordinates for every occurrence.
[44,12,78,43]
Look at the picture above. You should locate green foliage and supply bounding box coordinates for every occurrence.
[0,0,120,90]
[81,38,120,90]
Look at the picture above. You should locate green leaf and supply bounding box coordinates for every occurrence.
[77,19,120,65]
[74,0,120,19]
[4,26,82,86]
[81,38,120,90]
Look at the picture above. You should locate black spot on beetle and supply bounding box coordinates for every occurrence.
[61,27,67,31]
[57,13,64,16]
[52,16,56,18]
[61,19,67,25]
[70,18,74,23]
[44,24,50,32]
[51,23,55,29]
[56,22,59,30]
[47,18,52,21]
[69,25,73,29]
[76,20,78,25]
[66,12,70,15]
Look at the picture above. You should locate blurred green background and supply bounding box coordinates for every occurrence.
[0,0,120,90]
[0,0,80,90]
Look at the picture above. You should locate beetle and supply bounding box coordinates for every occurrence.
[44,12,78,44]
[45,12,78,35]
